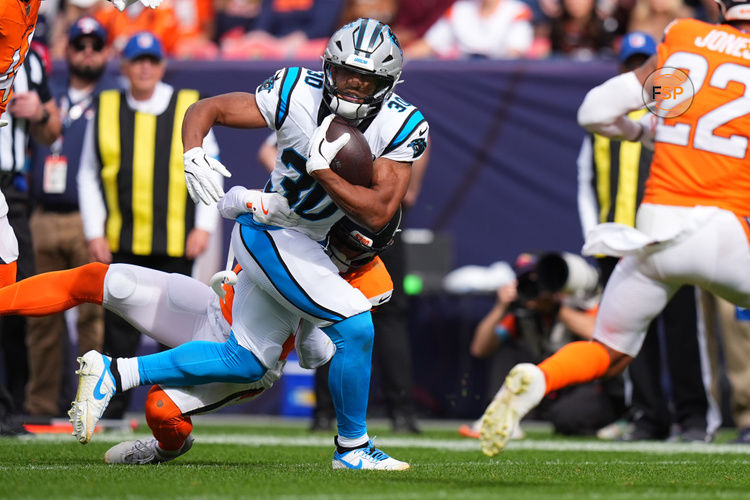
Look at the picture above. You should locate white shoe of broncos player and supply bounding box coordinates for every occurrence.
[105,436,195,464]
[480,363,546,457]
[332,438,410,470]
[68,350,117,444]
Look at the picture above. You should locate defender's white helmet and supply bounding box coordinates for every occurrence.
[715,0,750,20]
[322,18,404,121]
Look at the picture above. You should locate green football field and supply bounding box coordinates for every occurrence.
[2,418,750,499]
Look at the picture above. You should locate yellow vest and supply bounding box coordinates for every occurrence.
[591,109,652,228]
[95,88,199,257]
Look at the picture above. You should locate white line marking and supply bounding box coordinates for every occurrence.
[24,433,750,455]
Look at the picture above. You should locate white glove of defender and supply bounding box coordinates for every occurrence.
[306,114,350,175]
[184,147,232,205]
[110,0,162,11]
[217,186,298,227]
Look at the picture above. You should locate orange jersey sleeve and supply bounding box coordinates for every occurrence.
[645,18,750,217]
[0,0,40,116]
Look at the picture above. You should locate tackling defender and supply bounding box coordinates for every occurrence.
[70,18,428,470]
[479,0,750,456]
[0,208,398,464]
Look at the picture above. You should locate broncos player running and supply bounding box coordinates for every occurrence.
[1,209,399,464]
[478,0,750,457]
[70,18,428,471]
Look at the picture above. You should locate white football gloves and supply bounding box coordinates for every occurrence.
[306,114,350,175]
[184,147,231,205]
[217,186,298,227]
[110,0,161,11]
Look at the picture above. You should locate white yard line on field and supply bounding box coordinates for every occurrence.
[22,432,750,455]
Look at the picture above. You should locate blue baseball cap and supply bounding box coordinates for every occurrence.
[122,32,164,61]
[619,32,656,63]
[68,16,107,44]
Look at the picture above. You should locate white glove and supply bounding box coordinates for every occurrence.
[306,114,350,175]
[217,186,298,227]
[110,0,161,11]
[184,147,231,205]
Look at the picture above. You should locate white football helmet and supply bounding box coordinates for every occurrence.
[715,0,750,20]
[322,18,404,121]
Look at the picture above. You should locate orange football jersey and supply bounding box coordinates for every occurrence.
[0,0,40,117]
[644,19,750,216]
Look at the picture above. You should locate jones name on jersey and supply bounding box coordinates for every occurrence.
[254,66,429,241]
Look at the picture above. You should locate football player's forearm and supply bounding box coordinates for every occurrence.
[182,99,220,151]
[312,170,396,231]
[577,72,645,140]
[184,93,267,151]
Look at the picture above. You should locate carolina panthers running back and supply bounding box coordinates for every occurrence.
[254,19,429,241]
[126,16,426,471]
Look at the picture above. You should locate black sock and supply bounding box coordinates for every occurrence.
[334,436,369,454]
[109,358,123,393]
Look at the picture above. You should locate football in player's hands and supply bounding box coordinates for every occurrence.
[326,116,373,187]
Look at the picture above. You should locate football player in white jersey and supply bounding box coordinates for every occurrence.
[2,211,399,463]
[70,20,426,468]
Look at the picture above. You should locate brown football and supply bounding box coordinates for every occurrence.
[326,116,373,187]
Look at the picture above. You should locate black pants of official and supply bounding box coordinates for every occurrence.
[599,257,709,437]
[0,187,33,418]
[101,253,193,419]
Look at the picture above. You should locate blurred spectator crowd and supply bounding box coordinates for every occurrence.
[32,0,720,62]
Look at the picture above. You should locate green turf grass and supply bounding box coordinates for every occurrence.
[2,421,749,499]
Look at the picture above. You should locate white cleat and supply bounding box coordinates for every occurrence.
[104,436,194,464]
[332,438,410,471]
[68,351,117,444]
[480,363,546,457]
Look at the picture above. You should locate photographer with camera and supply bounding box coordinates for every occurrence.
[460,252,626,438]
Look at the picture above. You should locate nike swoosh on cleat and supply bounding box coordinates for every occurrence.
[345,459,363,469]
[92,356,112,400]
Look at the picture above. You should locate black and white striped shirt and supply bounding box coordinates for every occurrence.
[0,49,51,174]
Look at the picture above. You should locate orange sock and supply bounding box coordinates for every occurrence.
[0,262,108,316]
[0,261,17,288]
[537,341,611,395]
[145,385,193,451]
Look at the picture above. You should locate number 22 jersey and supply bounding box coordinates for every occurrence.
[646,18,750,217]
